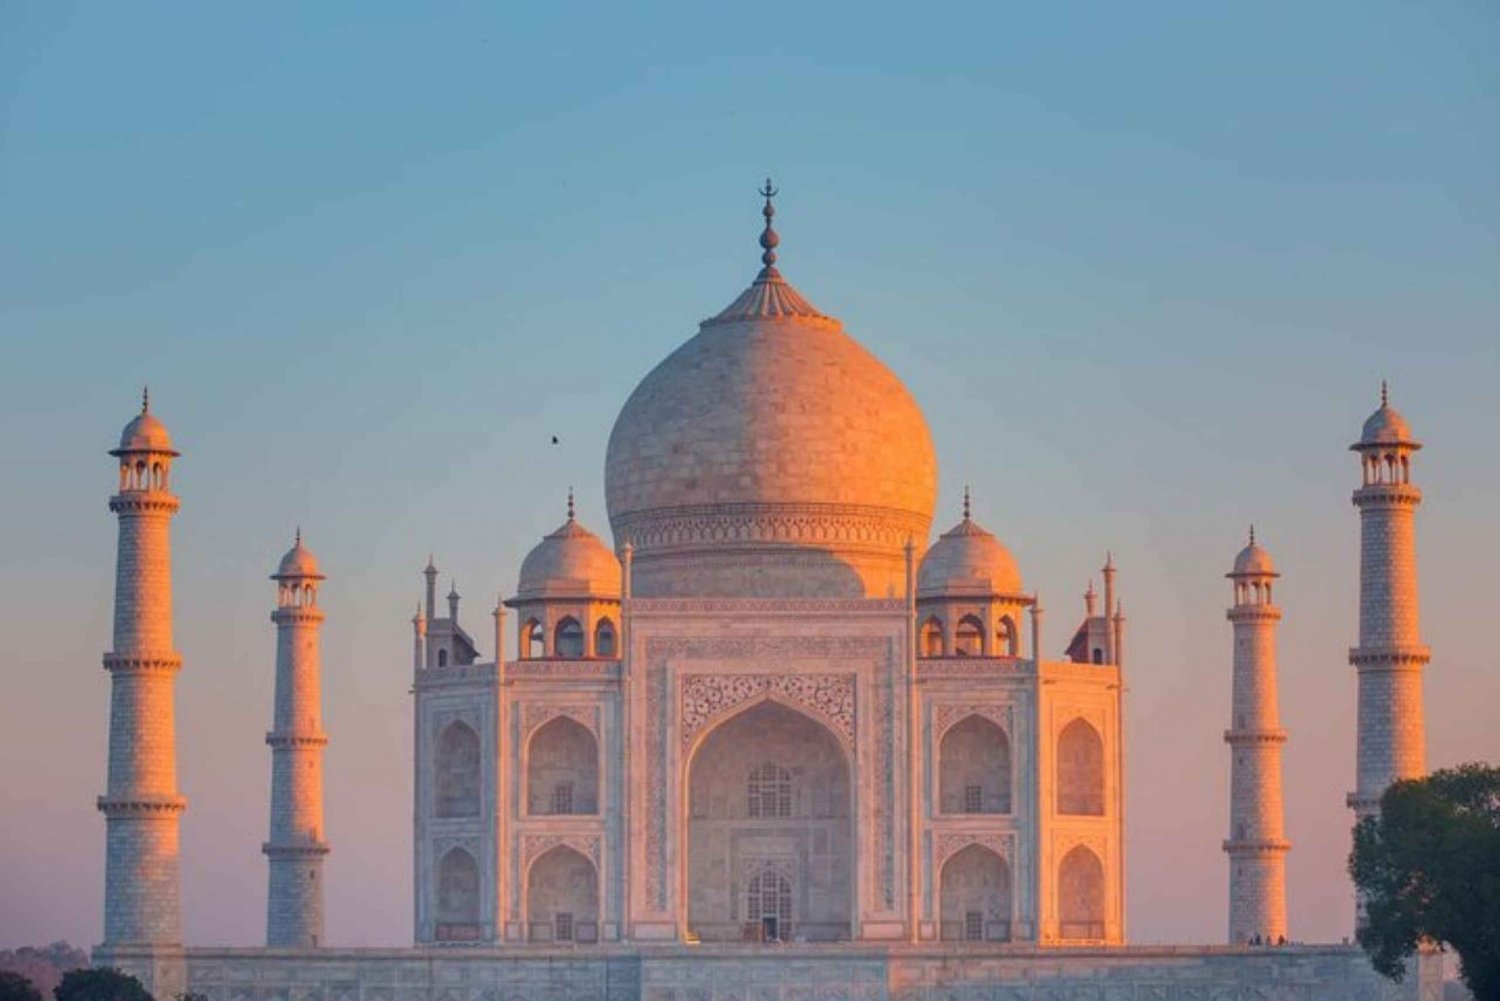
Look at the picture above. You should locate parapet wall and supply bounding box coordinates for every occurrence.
[98,942,1442,1001]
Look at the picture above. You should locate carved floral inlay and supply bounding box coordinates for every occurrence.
[680,673,855,749]
[646,635,886,660]
[936,832,1014,867]
[1054,831,1108,862]
[934,703,1014,739]
[876,661,895,908]
[613,503,929,553]
[645,665,667,910]
[521,703,599,739]
[432,835,481,859]
[522,833,600,869]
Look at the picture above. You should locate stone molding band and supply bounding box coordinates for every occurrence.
[1222,838,1291,853]
[1352,485,1422,507]
[1227,607,1282,623]
[108,494,181,515]
[271,608,326,625]
[97,794,186,816]
[506,661,620,680]
[103,653,183,674]
[1222,728,1288,745]
[265,732,329,749]
[1348,646,1431,669]
[262,841,330,858]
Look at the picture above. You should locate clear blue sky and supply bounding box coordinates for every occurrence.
[2,1,1496,949]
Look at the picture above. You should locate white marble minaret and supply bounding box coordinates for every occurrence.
[1223,528,1289,944]
[264,531,330,947]
[100,390,186,947]
[1348,385,1428,920]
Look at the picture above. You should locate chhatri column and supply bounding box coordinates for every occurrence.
[264,531,330,947]
[1347,385,1429,925]
[1223,528,1289,944]
[100,392,187,949]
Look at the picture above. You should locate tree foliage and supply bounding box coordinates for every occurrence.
[0,943,88,999]
[1351,763,1500,1000]
[0,971,43,1001]
[51,969,152,1001]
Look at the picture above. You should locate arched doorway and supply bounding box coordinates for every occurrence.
[1057,718,1105,816]
[1058,844,1105,940]
[434,847,480,941]
[939,844,1012,941]
[434,721,481,818]
[527,716,598,815]
[527,845,598,943]
[938,715,1012,815]
[686,699,853,942]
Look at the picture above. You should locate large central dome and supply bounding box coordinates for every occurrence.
[605,191,938,598]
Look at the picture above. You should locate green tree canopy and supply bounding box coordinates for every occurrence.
[52,969,152,1001]
[0,970,43,1001]
[1351,763,1500,1000]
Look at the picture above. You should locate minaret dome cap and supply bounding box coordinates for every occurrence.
[1229,531,1278,578]
[111,392,179,457]
[1353,382,1420,450]
[273,533,325,580]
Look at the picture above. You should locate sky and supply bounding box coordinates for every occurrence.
[1,1,1496,950]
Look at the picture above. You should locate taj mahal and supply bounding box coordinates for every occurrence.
[91,188,1442,999]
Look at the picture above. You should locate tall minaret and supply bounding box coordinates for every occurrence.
[1348,385,1428,910]
[264,531,330,947]
[100,390,186,947]
[1223,528,1289,944]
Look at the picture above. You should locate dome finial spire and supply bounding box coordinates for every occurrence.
[1248,523,1255,546]
[295,526,302,548]
[962,485,972,522]
[141,385,150,414]
[567,486,575,522]
[1381,379,1389,408]
[756,177,780,279]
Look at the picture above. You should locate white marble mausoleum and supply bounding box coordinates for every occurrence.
[90,189,1440,999]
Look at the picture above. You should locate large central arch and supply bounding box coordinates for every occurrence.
[684,698,853,942]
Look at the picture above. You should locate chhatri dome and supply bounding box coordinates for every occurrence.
[516,491,622,600]
[917,489,1024,597]
[605,182,938,598]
